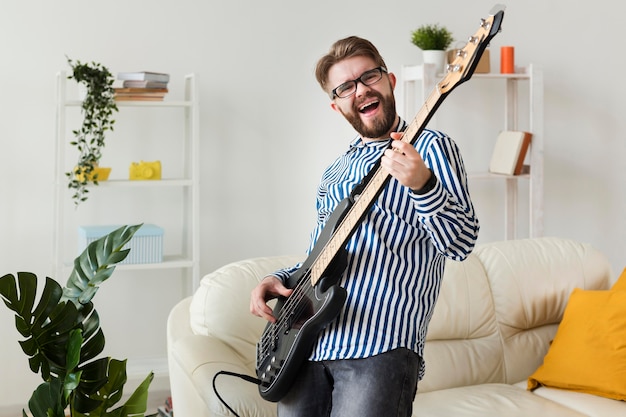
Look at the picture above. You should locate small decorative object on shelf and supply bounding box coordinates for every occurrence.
[117,71,170,83]
[500,46,515,73]
[0,224,154,417]
[448,43,491,73]
[66,57,118,206]
[129,160,162,180]
[489,130,532,175]
[116,71,170,101]
[410,23,454,74]
[78,223,164,264]
[114,87,169,101]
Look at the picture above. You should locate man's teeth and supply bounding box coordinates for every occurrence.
[360,101,378,112]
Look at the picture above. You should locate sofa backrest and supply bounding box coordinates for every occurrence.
[188,238,612,392]
[419,237,612,392]
[189,255,303,367]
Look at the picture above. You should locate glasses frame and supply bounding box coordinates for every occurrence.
[330,66,388,99]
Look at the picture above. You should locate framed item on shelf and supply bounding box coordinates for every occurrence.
[489,130,532,175]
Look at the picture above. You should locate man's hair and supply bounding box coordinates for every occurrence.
[315,36,388,94]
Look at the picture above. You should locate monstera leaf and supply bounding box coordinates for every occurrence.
[63,224,142,306]
[0,224,153,417]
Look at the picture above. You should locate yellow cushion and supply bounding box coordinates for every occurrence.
[611,267,626,291]
[528,288,626,400]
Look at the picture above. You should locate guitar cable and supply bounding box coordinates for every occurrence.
[212,370,262,417]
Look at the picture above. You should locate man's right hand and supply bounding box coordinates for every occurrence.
[250,276,293,323]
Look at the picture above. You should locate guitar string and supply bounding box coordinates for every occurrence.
[258,277,314,360]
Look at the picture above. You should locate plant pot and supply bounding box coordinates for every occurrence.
[422,50,446,74]
[74,166,111,182]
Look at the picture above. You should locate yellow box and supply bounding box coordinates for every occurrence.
[129,160,161,180]
[74,166,111,182]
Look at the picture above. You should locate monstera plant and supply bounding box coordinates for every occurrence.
[0,224,154,417]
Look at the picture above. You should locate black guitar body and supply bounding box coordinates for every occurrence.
[256,198,351,402]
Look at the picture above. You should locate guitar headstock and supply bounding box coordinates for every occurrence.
[438,4,505,94]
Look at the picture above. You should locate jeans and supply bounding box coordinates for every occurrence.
[278,348,420,417]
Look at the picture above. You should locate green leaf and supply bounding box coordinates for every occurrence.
[27,379,65,417]
[63,224,142,307]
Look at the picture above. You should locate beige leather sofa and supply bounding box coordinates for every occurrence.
[167,237,624,416]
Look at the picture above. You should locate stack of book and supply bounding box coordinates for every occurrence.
[157,396,174,417]
[115,71,170,101]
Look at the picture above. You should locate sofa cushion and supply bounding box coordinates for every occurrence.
[527,288,626,400]
[516,382,626,417]
[612,267,626,291]
[474,237,612,384]
[414,383,588,416]
[420,253,504,392]
[189,255,302,360]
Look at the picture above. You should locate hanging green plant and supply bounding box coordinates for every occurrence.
[0,224,155,417]
[66,57,118,206]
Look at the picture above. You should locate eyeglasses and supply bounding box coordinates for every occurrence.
[330,66,387,99]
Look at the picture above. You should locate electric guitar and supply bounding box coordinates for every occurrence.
[255,4,506,402]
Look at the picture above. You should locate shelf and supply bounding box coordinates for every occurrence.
[54,72,201,293]
[468,171,530,180]
[401,63,543,240]
[62,255,194,271]
[82,179,194,188]
[64,100,193,108]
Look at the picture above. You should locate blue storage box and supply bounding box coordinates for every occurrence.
[78,224,163,264]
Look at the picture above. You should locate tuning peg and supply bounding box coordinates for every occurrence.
[446,64,462,73]
[480,18,491,30]
[454,49,467,59]
[468,36,479,45]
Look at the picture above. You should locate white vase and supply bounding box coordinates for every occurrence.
[422,50,446,74]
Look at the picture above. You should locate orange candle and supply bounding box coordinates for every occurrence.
[500,46,515,74]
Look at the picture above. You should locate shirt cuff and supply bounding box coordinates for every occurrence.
[410,176,447,216]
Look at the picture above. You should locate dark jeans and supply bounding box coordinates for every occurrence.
[278,348,420,417]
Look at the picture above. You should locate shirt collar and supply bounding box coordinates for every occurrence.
[348,118,407,149]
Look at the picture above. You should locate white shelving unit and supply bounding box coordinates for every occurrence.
[53,73,201,292]
[401,63,544,239]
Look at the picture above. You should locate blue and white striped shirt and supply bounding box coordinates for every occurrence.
[272,120,479,379]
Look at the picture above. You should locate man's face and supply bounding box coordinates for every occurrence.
[328,56,397,141]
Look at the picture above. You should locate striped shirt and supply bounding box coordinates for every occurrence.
[272,120,479,379]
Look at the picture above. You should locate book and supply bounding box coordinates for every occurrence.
[114,95,165,101]
[114,88,168,94]
[122,80,169,89]
[117,71,170,83]
[489,131,532,175]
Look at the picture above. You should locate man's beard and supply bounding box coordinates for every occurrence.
[341,91,397,140]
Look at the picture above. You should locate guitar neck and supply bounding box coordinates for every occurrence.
[309,86,445,286]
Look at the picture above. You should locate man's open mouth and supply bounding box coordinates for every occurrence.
[359,99,380,114]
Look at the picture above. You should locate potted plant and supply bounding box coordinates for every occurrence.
[0,224,154,417]
[410,24,454,74]
[66,57,118,206]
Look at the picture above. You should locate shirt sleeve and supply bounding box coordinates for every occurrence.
[410,130,480,261]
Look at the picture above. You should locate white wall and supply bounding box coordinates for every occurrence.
[1,0,624,411]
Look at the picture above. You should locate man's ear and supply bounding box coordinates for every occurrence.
[330,100,340,114]
[389,72,397,90]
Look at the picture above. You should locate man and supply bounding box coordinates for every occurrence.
[250,36,479,417]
